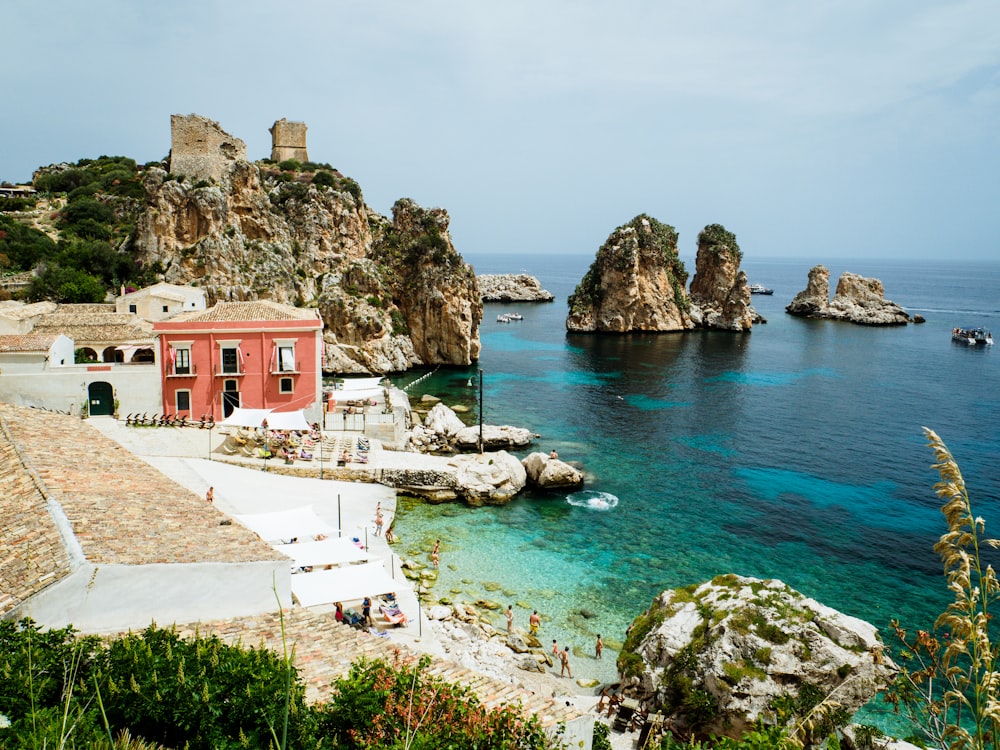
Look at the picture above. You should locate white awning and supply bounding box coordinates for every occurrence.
[291,561,400,607]
[336,377,384,391]
[330,387,385,402]
[275,538,371,568]
[234,506,336,542]
[266,409,311,431]
[219,407,272,428]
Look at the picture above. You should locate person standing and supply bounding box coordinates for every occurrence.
[529,610,541,635]
[431,539,440,568]
[206,486,214,503]
[560,647,572,678]
[596,634,604,659]
[505,605,514,634]
[375,511,384,536]
[552,639,559,657]
[362,596,373,626]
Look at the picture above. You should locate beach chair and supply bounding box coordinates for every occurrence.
[380,604,408,627]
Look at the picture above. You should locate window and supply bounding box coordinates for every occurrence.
[174,347,191,375]
[221,347,240,374]
[162,305,169,313]
[279,377,294,393]
[175,390,191,413]
[278,344,295,372]
[129,304,136,313]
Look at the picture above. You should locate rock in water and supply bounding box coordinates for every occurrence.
[619,575,897,740]
[477,274,555,302]
[566,215,691,332]
[522,451,584,490]
[786,265,911,326]
[688,224,758,331]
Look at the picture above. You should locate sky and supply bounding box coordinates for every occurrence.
[2,1,998,261]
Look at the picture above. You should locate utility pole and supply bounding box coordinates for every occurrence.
[478,369,484,454]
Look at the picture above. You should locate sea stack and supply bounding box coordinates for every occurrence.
[687,224,758,331]
[786,265,911,325]
[566,214,690,332]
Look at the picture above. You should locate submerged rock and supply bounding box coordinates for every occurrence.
[619,574,896,740]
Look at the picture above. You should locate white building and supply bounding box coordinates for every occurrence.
[116,282,207,322]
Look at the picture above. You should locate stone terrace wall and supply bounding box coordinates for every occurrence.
[270,118,309,163]
[170,114,247,183]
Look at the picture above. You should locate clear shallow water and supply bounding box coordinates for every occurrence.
[393,253,1000,719]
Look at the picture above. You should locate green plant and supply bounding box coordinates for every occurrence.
[886,428,1000,750]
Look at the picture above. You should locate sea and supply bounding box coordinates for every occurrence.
[390,253,1000,727]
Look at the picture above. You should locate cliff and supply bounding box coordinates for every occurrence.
[477,274,554,302]
[687,224,758,331]
[566,215,691,332]
[133,116,481,373]
[786,265,911,326]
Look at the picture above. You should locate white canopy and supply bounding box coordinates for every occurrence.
[337,377,384,391]
[276,538,370,567]
[234,506,336,542]
[219,407,272,428]
[266,409,311,431]
[291,561,400,607]
[331,388,385,403]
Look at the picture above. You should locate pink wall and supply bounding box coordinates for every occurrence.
[155,319,322,420]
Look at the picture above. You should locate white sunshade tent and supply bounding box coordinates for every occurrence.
[234,506,337,543]
[337,377,384,391]
[291,562,400,607]
[275,538,371,568]
[266,409,312,431]
[219,407,273,428]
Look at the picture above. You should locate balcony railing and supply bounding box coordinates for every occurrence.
[166,364,198,377]
[270,361,300,375]
[215,366,245,377]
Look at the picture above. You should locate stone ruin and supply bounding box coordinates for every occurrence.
[269,118,308,163]
[169,114,247,183]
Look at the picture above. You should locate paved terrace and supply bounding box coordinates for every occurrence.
[0,404,279,566]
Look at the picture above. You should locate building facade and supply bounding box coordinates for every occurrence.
[154,301,324,422]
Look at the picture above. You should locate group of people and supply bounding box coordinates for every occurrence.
[503,604,603,678]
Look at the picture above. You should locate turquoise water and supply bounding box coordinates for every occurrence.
[393,254,1000,718]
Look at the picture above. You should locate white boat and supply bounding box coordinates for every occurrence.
[496,312,523,323]
[748,283,773,295]
[506,312,523,320]
[952,327,993,346]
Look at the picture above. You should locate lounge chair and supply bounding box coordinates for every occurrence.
[380,604,408,627]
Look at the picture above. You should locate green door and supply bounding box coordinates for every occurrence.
[88,381,114,416]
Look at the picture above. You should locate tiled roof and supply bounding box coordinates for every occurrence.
[56,303,117,314]
[170,609,584,728]
[0,404,282,568]
[169,301,322,324]
[32,312,154,345]
[0,333,62,352]
[0,411,73,616]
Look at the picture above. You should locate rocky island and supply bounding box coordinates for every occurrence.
[566,216,761,333]
[477,274,555,302]
[786,265,914,325]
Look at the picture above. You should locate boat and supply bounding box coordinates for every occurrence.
[497,314,510,323]
[506,312,523,321]
[496,312,523,323]
[748,284,773,295]
[952,326,994,346]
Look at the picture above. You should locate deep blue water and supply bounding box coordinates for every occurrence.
[392,253,1000,719]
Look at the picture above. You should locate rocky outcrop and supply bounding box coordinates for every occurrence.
[687,224,760,331]
[454,424,535,451]
[786,266,911,325]
[785,265,831,318]
[619,575,896,740]
[134,115,481,373]
[566,215,691,333]
[405,403,535,454]
[452,451,527,506]
[477,274,555,302]
[522,452,584,490]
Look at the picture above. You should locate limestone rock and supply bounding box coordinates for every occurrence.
[785,265,831,318]
[135,115,482,373]
[620,575,897,740]
[452,450,527,506]
[786,266,911,326]
[566,215,691,333]
[424,402,466,437]
[477,274,555,302]
[507,633,532,653]
[453,424,535,451]
[522,452,584,490]
[827,272,911,325]
[687,224,756,331]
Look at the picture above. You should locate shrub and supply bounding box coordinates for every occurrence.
[0,215,57,270]
[312,170,336,188]
[278,159,302,172]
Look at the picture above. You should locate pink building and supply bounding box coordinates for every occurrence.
[154,301,324,421]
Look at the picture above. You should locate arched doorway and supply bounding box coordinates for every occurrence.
[222,379,240,418]
[88,381,114,416]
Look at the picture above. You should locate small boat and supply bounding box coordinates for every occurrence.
[497,314,511,323]
[952,326,994,346]
[506,312,523,321]
[748,283,773,295]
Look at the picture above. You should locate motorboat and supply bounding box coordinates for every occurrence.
[952,326,994,346]
[496,312,523,323]
[748,283,773,295]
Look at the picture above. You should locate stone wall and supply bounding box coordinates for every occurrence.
[270,118,309,162]
[169,114,247,183]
